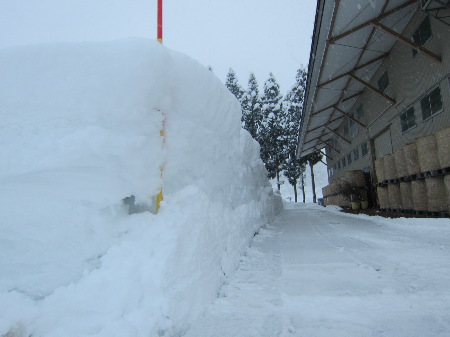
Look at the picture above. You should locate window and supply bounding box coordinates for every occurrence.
[344,117,359,140]
[334,163,337,172]
[338,161,341,170]
[342,157,346,168]
[421,86,443,120]
[329,137,339,156]
[411,16,432,57]
[347,153,352,165]
[378,71,389,93]
[356,105,364,120]
[400,106,416,132]
[361,142,369,157]
[353,148,359,161]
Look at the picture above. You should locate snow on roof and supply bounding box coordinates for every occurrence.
[298,0,419,158]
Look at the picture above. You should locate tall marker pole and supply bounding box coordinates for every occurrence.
[155,0,164,213]
[157,0,163,44]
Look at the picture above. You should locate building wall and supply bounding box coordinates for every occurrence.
[327,8,450,184]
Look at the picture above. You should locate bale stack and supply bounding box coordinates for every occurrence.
[425,177,448,213]
[411,180,428,212]
[375,157,385,183]
[436,126,450,169]
[326,182,333,206]
[403,142,421,175]
[384,154,397,181]
[400,182,414,211]
[377,186,389,209]
[322,186,328,205]
[387,184,402,210]
[394,147,408,179]
[417,134,440,172]
[445,176,450,213]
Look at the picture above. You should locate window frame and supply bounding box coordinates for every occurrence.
[356,104,364,120]
[353,147,360,161]
[411,16,432,57]
[361,141,369,158]
[400,105,417,133]
[377,71,389,93]
[421,85,443,121]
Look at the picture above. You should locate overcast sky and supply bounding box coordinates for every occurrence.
[1,0,316,93]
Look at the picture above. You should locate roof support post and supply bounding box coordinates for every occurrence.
[319,138,341,154]
[306,116,344,134]
[370,21,442,62]
[348,72,396,104]
[333,105,367,128]
[325,126,351,144]
[328,0,417,43]
[311,104,335,116]
[318,53,388,87]
[317,148,332,160]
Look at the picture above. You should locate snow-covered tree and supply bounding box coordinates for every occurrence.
[282,68,307,201]
[225,68,244,102]
[259,73,287,189]
[241,73,262,140]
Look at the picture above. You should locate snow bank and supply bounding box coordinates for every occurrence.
[0,38,282,336]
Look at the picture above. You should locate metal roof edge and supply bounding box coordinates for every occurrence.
[297,0,327,158]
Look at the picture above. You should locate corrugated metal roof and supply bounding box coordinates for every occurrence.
[298,0,421,158]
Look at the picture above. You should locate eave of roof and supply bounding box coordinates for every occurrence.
[297,0,427,159]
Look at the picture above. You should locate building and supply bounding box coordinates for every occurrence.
[298,0,450,214]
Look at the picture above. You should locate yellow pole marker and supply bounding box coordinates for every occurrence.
[155,0,164,213]
[156,126,164,213]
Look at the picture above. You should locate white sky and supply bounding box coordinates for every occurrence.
[0,0,316,93]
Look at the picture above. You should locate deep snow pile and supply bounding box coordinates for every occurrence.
[0,38,282,337]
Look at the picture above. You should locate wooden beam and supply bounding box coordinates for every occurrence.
[328,0,417,43]
[348,72,396,104]
[325,125,351,144]
[311,103,335,116]
[333,105,367,128]
[370,21,442,63]
[341,92,361,103]
[318,149,332,161]
[319,138,341,154]
[318,53,388,87]
[306,115,344,134]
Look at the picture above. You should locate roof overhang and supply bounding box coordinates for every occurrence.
[297,0,436,159]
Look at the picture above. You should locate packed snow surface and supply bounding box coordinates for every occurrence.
[0,39,282,336]
[185,203,450,337]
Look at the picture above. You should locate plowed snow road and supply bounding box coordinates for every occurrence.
[183,203,450,337]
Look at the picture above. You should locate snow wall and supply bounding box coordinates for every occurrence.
[0,38,283,337]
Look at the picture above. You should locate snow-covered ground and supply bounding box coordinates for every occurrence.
[184,203,450,337]
[0,39,282,336]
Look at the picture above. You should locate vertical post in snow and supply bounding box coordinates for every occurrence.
[156,0,164,213]
[157,0,163,44]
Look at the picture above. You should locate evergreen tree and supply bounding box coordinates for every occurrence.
[241,73,262,140]
[300,173,306,203]
[304,150,323,203]
[225,68,244,101]
[259,73,286,190]
[282,68,307,201]
[283,154,307,202]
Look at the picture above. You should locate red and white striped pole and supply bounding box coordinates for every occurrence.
[157,0,163,44]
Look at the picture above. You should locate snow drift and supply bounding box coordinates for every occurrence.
[0,38,282,336]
